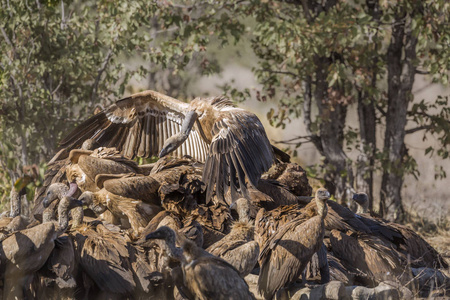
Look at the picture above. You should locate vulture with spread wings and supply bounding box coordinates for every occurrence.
[59,90,284,205]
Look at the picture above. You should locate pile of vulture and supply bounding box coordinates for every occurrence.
[1,90,449,300]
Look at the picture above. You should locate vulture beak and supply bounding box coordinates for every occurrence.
[43,197,50,208]
[159,135,184,158]
[325,191,330,198]
[159,110,198,158]
[229,201,237,210]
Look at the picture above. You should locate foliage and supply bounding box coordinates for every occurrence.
[214,0,449,215]
[0,0,243,200]
[1,0,449,217]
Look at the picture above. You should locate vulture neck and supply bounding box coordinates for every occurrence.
[356,201,369,214]
[58,197,71,233]
[159,235,185,264]
[43,201,58,223]
[237,208,251,224]
[316,199,328,219]
[57,196,82,233]
[181,239,204,264]
[9,187,21,218]
[71,206,84,228]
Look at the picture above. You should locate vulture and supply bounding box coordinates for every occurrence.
[139,210,204,248]
[0,196,82,300]
[353,192,449,269]
[0,185,31,241]
[59,203,137,298]
[58,90,283,204]
[258,188,330,300]
[207,198,259,277]
[32,139,98,220]
[146,226,255,300]
[329,229,411,287]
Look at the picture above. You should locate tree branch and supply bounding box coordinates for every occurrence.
[415,69,429,75]
[1,27,15,63]
[376,104,387,117]
[273,135,316,144]
[262,68,298,77]
[405,125,433,134]
[91,44,115,104]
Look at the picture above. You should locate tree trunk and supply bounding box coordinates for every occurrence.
[299,0,353,206]
[314,57,353,206]
[354,0,381,211]
[381,9,418,221]
[356,92,376,210]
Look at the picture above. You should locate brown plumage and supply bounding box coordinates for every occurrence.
[78,188,161,238]
[256,179,313,209]
[0,187,30,241]
[0,196,81,300]
[254,193,372,249]
[329,229,411,286]
[146,226,255,300]
[140,211,204,248]
[258,188,330,300]
[65,147,143,193]
[58,90,279,204]
[353,192,448,269]
[189,204,232,248]
[255,203,304,248]
[207,198,259,277]
[34,234,77,300]
[262,162,312,197]
[66,206,136,298]
[32,139,98,220]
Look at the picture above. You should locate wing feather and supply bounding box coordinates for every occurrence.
[59,91,207,161]
[202,110,274,203]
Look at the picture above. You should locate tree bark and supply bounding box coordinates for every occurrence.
[298,0,352,205]
[381,8,418,221]
[354,0,382,211]
[314,57,353,206]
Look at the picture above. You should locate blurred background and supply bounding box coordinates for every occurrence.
[1,1,449,249]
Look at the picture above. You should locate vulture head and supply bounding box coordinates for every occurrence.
[314,188,330,218]
[78,191,94,206]
[159,135,185,158]
[352,192,369,213]
[146,226,176,242]
[146,226,184,261]
[43,182,78,208]
[159,110,199,158]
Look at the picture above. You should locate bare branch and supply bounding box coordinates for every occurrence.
[415,69,430,75]
[405,125,433,134]
[262,68,298,77]
[376,104,387,117]
[52,75,64,95]
[274,140,315,145]
[405,125,433,135]
[1,27,15,62]
[273,135,316,144]
[91,33,117,104]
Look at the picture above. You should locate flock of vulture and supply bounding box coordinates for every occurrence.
[1,90,449,300]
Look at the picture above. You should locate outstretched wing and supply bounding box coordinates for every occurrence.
[203,109,275,204]
[59,90,208,161]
